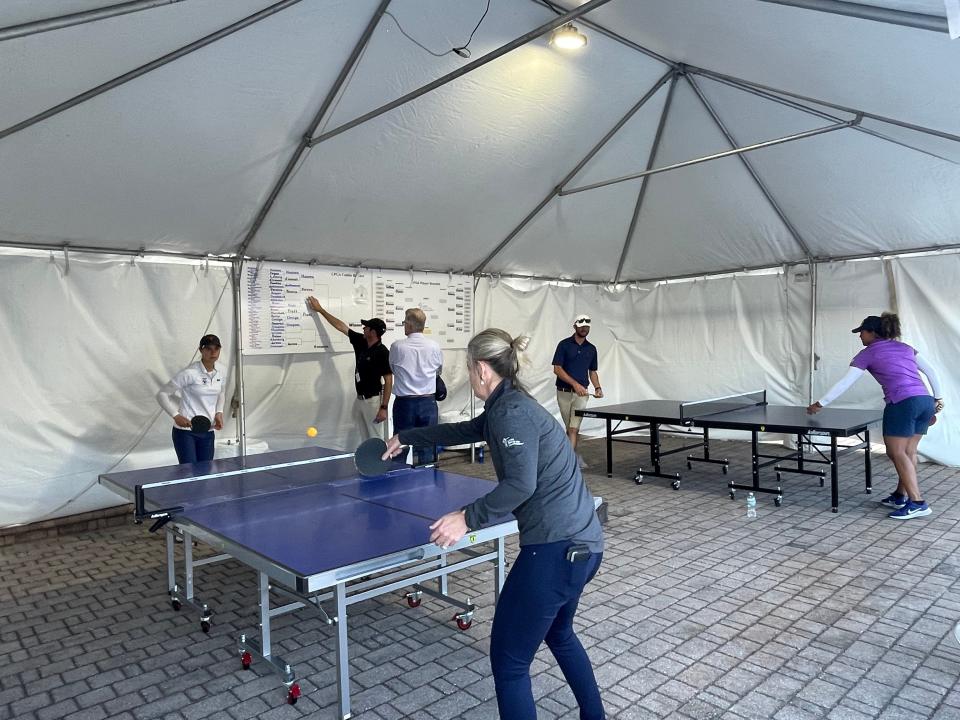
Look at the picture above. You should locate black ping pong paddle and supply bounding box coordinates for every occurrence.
[191,415,212,433]
[355,437,395,477]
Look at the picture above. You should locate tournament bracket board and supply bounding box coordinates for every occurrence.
[240,261,473,355]
[240,261,371,354]
[374,269,473,348]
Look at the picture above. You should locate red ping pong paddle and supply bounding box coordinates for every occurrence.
[355,437,393,477]
[929,414,938,427]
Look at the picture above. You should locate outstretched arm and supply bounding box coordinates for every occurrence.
[306,296,349,335]
[807,366,865,413]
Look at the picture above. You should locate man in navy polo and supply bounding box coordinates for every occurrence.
[552,313,603,459]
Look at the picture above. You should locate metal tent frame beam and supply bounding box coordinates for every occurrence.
[305,0,616,148]
[236,0,393,259]
[754,0,949,34]
[686,73,812,259]
[0,0,305,143]
[562,115,861,196]
[472,68,674,275]
[614,73,679,283]
[0,0,189,42]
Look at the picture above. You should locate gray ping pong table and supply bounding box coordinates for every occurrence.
[99,446,520,719]
[578,390,883,512]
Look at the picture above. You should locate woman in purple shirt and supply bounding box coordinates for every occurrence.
[807,313,943,519]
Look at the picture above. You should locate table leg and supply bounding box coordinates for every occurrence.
[494,536,506,603]
[606,418,613,477]
[864,428,873,493]
[831,436,839,512]
[335,582,351,719]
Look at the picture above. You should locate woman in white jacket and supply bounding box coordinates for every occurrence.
[155,334,227,464]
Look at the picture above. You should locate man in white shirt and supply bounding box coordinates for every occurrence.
[389,307,443,464]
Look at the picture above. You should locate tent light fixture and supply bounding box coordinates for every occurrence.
[550,22,587,50]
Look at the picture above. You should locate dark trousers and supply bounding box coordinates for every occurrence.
[490,541,604,720]
[393,395,438,464]
[172,428,215,464]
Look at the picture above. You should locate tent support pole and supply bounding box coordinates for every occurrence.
[472,69,674,275]
[686,73,813,259]
[809,261,818,404]
[231,260,248,455]
[614,73,679,283]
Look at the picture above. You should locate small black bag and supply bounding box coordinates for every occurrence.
[435,373,447,402]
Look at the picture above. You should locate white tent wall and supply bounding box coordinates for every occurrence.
[2,250,958,529]
[239,347,471,454]
[474,270,810,438]
[0,250,234,528]
[890,253,960,464]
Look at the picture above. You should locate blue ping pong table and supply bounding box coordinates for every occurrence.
[99,446,520,719]
[578,391,882,512]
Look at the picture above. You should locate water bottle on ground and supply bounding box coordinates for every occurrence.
[746,492,757,519]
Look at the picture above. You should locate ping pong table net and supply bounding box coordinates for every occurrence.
[133,452,371,532]
[678,390,767,424]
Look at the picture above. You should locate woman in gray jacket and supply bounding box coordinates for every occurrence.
[385,328,605,720]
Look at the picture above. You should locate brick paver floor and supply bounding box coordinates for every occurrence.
[3,436,960,719]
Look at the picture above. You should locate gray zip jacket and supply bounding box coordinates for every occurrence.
[398,379,603,553]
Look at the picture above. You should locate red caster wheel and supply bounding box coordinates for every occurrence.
[455,616,472,631]
[287,683,301,705]
[240,651,252,670]
[406,595,421,608]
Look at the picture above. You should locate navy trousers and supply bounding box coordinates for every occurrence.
[393,396,439,464]
[490,541,604,720]
[172,428,215,464]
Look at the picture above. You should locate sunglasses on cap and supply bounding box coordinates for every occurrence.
[575,317,591,324]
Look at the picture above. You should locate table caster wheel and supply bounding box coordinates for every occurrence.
[287,683,301,705]
[241,651,252,670]
[722,465,728,475]
[686,461,692,470]
[775,496,783,507]
[671,480,680,490]
[171,599,182,611]
[406,593,421,608]
[729,490,735,500]
[454,614,473,631]
[200,620,211,634]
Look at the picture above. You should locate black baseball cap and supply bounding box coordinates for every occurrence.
[199,334,222,348]
[361,318,387,336]
[851,316,883,334]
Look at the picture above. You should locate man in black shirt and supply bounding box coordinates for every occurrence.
[307,297,393,441]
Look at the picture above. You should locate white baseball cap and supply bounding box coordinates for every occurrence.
[573,313,591,327]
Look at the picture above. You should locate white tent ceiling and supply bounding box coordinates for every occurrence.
[0,0,958,281]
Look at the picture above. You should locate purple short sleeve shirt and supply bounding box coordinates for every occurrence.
[850,339,929,404]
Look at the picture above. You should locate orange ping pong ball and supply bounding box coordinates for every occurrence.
[306,426,318,438]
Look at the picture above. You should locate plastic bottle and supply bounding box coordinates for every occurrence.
[476,444,485,463]
[746,492,757,519]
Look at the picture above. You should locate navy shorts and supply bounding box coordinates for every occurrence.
[882,395,935,438]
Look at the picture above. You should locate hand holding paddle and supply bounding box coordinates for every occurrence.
[355,438,395,477]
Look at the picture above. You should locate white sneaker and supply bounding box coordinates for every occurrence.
[577,455,588,470]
